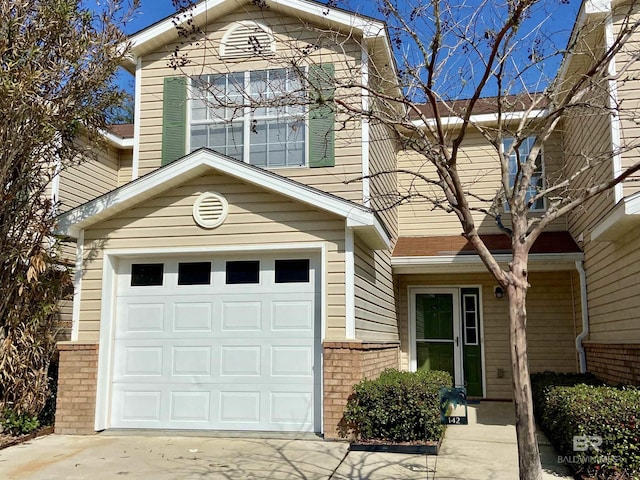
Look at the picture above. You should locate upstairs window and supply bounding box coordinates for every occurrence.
[503,137,545,211]
[190,68,306,168]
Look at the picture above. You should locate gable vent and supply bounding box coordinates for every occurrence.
[221,21,275,58]
[193,192,229,229]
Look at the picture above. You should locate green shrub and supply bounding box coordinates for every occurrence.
[531,371,602,418]
[1,409,40,436]
[340,369,452,443]
[532,374,639,479]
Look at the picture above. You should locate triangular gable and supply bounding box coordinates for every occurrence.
[121,0,395,82]
[56,148,390,249]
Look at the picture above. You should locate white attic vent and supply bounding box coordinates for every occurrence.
[221,21,275,58]
[193,192,229,229]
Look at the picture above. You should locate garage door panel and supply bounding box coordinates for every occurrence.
[169,391,212,423]
[220,301,262,331]
[172,346,213,376]
[271,346,313,377]
[271,301,313,331]
[219,346,262,376]
[173,303,214,332]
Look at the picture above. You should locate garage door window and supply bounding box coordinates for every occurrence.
[178,262,212,285]
[275,259,309,283]
[131,263,164,286]
[226,260,260,284]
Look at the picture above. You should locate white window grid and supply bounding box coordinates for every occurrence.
[189,69,306,168]
[502,136,546,211]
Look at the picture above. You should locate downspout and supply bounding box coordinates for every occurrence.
[575,260,589,373]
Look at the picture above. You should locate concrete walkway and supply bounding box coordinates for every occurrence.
[0,402,573,479]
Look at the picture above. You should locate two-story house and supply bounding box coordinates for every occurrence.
[51,0,638,440]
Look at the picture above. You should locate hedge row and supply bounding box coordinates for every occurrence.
[340,369,452,443]
[532,372,640,479]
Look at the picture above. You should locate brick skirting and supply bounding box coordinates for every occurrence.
[585,343,640,385]
[322,341,400,439]
[54,343,99,435]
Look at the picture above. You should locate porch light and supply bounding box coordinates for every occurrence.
[494,286,504,299]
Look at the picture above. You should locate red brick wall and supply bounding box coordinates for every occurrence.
[54,343,99,435]
[585,343,640,385]
[322,342,399,439]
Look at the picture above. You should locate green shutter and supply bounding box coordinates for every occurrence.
[308,64,335,167]
[161,76,187,166]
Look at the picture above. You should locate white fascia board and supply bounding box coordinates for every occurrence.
[391,252,584,274]
[591,191,640,240]
[100,129,134,149]
[413,109,546,128]
[55,149,380,240]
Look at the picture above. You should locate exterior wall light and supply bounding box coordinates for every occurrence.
[494,286,505,299]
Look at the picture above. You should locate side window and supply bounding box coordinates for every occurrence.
[503,136,545,211]
[131,263,164,286]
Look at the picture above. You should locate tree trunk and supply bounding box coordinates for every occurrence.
[507,252,543,480]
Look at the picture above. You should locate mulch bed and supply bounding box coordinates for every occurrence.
[0,426,54,450]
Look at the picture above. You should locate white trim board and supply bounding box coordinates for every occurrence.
[55,149,390,250]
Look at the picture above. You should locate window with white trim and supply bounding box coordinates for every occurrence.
[190,68,306,167]
[503,137,545,211]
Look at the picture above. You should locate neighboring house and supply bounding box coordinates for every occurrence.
[51,0,637,440]
[561,0,640,385]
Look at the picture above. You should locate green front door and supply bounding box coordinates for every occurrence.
[414,288,483,397]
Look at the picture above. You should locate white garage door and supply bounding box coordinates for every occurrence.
[110,254,321,432]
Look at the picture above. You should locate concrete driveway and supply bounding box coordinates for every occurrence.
[0,434,433,480]
[0,403,573,479]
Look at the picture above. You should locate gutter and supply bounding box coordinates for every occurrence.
[575,260,589,373]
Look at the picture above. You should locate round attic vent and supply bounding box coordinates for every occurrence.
[193,192,229,229]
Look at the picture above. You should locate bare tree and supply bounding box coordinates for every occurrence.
[0,0,137,425]
[168,0,640,478]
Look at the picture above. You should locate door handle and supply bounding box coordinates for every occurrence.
[455,336,459,347]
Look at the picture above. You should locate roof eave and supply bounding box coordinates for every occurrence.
[391,252,584,274]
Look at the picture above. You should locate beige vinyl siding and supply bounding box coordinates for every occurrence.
[118,150,133,187]
[77,172,347,342]
[396,272,579,399]
[613,7,640,198]
[397,130,567,236]
[137,5,364,202]
[354,236,397,342]
[582,224,640,343]
[369,119,399,239]
[58,143,120,212]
